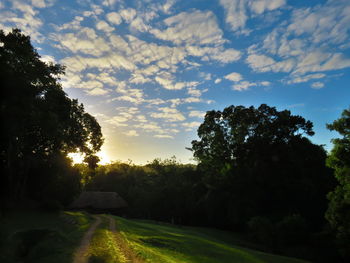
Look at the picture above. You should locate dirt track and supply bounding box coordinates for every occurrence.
[73,215,102,263]
[73,215,143,263]
[106,215,144,263]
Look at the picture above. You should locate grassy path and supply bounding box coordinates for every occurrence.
[78,215,143,263]
[73,215,102,263]
[107,215,144,263]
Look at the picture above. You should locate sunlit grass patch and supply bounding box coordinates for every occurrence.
[88,219,127,263]
[114,216,309,263]
[63,211,92,230]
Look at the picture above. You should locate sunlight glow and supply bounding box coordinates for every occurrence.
[68,151,111,165]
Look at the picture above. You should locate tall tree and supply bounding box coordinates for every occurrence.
[0,29,103,205]
[325,107,350,259]
[191,104,334,228]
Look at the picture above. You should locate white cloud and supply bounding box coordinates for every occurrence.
[219,0,286,33]
[102,0,118,8]
[232,81,257,91]
[130,17,150,32]
[209,48,241,63]
[287,73,326,84]
[55,16,84,31]
[31,0,46,8]
[311,82,325,89]
[151,10,226,46]
[106,116,129,127]
[129,73,152,84]
[126,35,187,68]
[136,115,148,123]
[219,0,248,33]
[214,78,222,84]
[40,54,56,64]
[154,134,174,139]
[189,111,206,118]
[54,27,111,56]
[114,92,144,105]
[182,121,201,130]
[151,107,186,122]
[61,53,136,73]
[162,0,176,14]
[260,81,271,86]
[154,72,198,90]
[138,122,161,131]
[115,107,139,119]
[96,20,114,33]
[249,0,286,15]
[120,8,137,23]
[224,72,243,82]
[106,12,122,25]
[199,72,211,80]
[246,54,295,73]
[249,1,350,75]
[183,97,202,104]
[186,45,241,63]
[87,87,109,96]
[294,52,350,74]
[90,4,103,15]
[187,87,204,97]
[287,103,305,109]
[287,2,350,45]
[1,1,43,41]
[125,130,139,137]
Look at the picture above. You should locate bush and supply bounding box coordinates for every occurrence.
[247,216,276,247]
[276,214,308,246]
[13,228,66,262]
[39,200,63,213]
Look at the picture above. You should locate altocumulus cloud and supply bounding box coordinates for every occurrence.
[1,0,349,163]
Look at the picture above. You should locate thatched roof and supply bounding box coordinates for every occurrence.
[70,191,127,209]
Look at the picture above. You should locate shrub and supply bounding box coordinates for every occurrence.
[276,214,308,246]
[247,216,276,247]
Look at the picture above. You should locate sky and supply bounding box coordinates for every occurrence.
[1,0,350,164]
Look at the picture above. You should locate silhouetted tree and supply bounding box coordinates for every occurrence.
[191,104,334,229]
[0,29,103,207]
[326,107,350,260]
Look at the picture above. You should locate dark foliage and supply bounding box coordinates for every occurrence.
[325,107,350,260]
[83,157,202,225]
[0,29,103,209]
[191,104,335,230]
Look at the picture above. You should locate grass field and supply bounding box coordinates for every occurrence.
[115,216,309,263]
[0,211,309,263]
[0,210,92,263]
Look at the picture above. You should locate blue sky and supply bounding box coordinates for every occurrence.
[1,0,349,164]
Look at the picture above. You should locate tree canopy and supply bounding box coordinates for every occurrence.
[325,107,350,259]
[191,104,334,229]
[0,29,103,206]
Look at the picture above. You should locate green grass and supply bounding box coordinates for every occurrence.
[0,210,92,263]
[0,212,310,263]
[115,216,309,263]
[88,216,127,263]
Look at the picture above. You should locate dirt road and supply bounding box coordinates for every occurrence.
[73,214,143,263]
[73,215,102,263]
